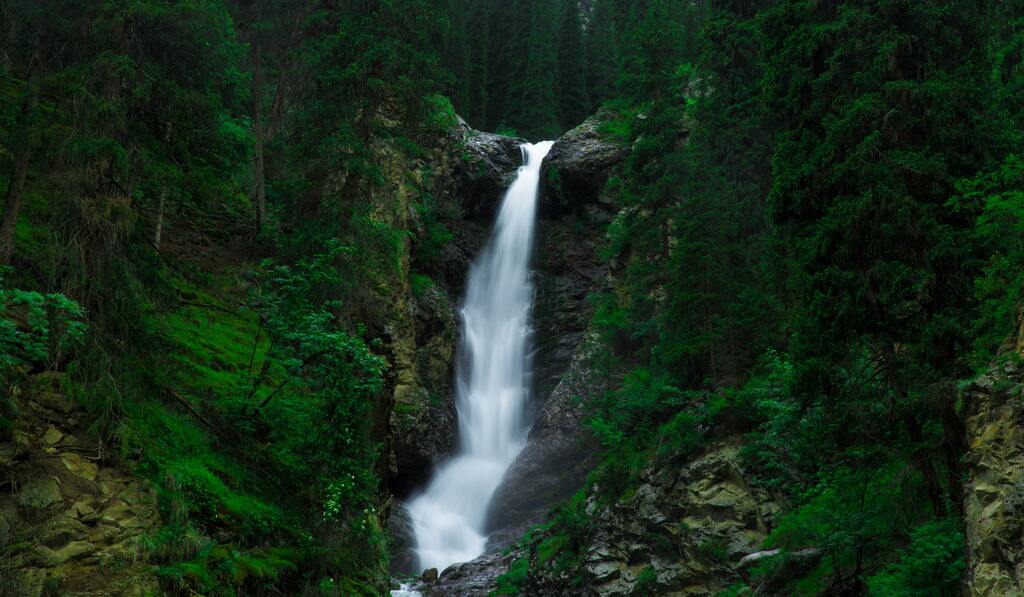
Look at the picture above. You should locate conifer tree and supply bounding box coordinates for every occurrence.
[485,0,530,132]
[463,1,492,127]
[762,0,1002,513]
[557,0,590,129]
[659,0,778,384]
[585,0,620,109]
[508,0,561,139]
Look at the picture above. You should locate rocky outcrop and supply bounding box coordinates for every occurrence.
[486,337,604,549]
[526,440,779,596]
[389,282,459,496]
[400,550,521,597]
[450,118,527,221]
[0,373,159,596]
[963,319,1024,596]
[539,111,627,218]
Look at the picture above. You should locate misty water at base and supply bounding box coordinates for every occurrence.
[406,141,554,574]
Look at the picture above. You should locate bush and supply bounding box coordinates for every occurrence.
[867,518,965,597]
[0,270,86,374]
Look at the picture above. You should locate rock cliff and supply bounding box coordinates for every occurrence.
[963,319,1024,596]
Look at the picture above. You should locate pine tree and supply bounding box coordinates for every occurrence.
[990,0,1024,130]
[442,0,474,122]
[463,1,492,127]
[658,0,778,384]
[485,0,531,132]
[762,0,1003,513]
[557,0,590,129]
[585,0,620,109]
[507,0,561,139]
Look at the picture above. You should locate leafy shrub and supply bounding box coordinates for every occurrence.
[867,518,965,597]
[492,556,528,596]
[0,270,86,373]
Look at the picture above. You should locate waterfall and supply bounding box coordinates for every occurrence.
[408,141,555,573]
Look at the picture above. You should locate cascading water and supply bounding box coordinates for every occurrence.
[408,141,555,574]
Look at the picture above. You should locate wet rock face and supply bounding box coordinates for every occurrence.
[388,501,417,575]
[963,320,1024,597]
[485,112,624,550]
[531,215,608,404]
[0,373,160,596]
[486,338,603,549]
[539,111,627,218]
[451,118,527,221]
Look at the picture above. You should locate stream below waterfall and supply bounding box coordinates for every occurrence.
[406,141,555,575]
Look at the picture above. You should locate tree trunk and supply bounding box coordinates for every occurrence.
[252,42,267,237]
[153,185,167,250]
[0,78,39,265]
[902,411,945,514]
[0,142,30,265]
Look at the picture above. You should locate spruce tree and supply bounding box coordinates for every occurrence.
[585,0,620,109]
[507,0,561,139]
[463,1,492,127]
[485,0,531,132]
[557,0,590,129]
[762,0,1002,513]
[658,0,778,384]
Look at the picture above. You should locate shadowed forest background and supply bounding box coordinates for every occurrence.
[0,0,1023,595]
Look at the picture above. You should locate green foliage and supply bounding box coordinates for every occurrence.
[557,0,590,130]
[493,490,592,595]
[155,543,301,596]
[492,555,528,596]
[631,566,658,595]
[0,271,86,373]
[762,0,1004,414]
[950,154,1024,367]
[4,1,1023,595]
[586,0,622,108]
[867,518,965,597]
[411,274,435,299]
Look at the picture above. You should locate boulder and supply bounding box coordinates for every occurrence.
[539,111,627,217]
[31,540,95,567]
[424,550,520,596]
[451,118,527,220]
[17,478,62,510]
[61,452,98,481]
[2,373,160,594]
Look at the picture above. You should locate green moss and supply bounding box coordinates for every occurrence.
[631,567,658,596]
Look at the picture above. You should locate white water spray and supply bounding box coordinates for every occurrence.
[408,141,554,573]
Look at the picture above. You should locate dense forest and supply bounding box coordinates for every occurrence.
[1,0,1022,596]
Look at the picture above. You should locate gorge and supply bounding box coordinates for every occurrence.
[1,3,1022,596]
